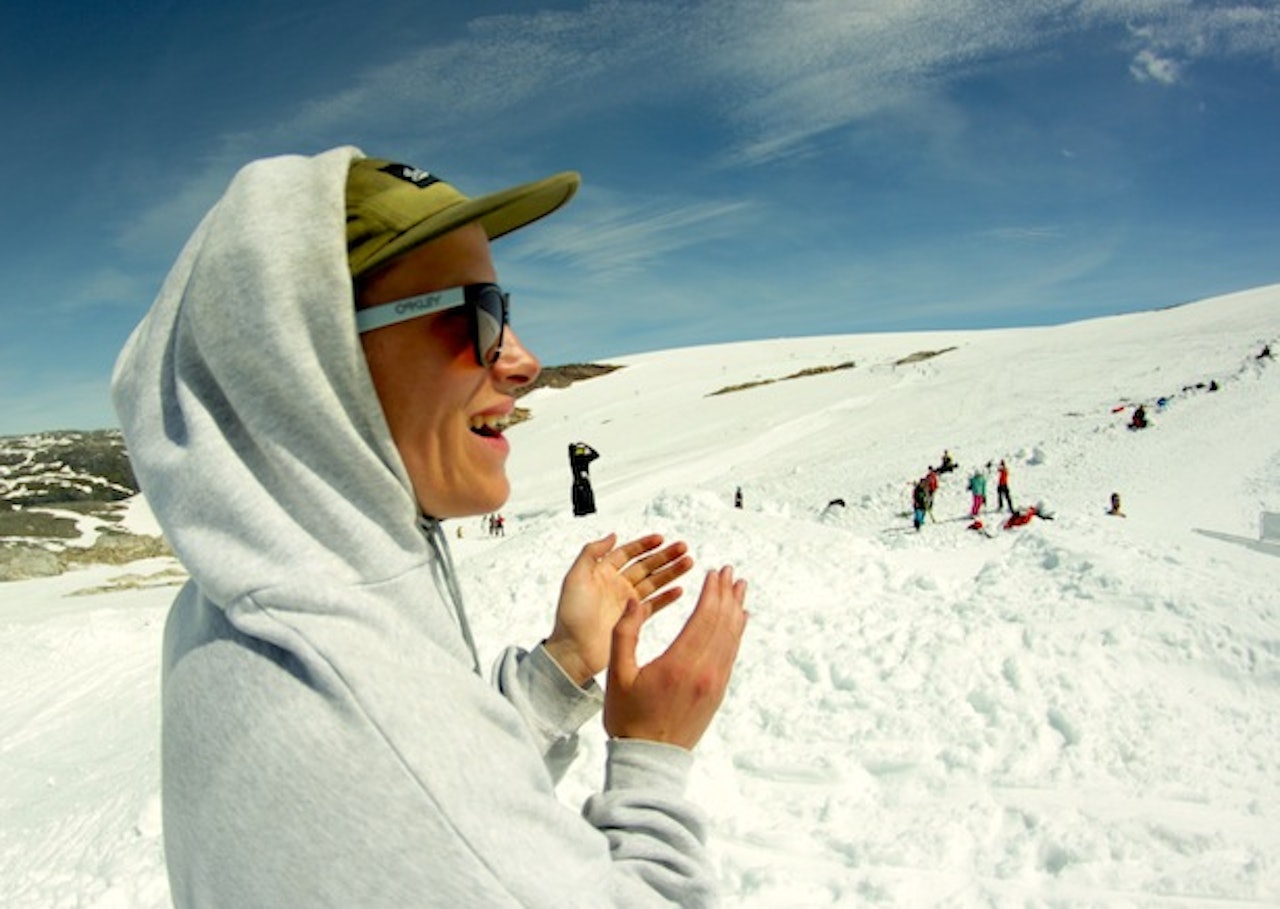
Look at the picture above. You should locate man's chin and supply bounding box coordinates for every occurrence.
[463,482,511,519]
[416,483,509,521]
[483,478,511,513]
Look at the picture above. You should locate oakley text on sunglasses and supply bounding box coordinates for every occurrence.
[355,283,510,366]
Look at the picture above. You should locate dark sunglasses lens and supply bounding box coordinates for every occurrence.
[470,285,508,365]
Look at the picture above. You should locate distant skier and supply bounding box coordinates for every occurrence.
[1004,507,1035,529]
[967,469,987,517]
[1004,500,1054,530]
[1129,405,1148,430]
[967,518,994,538]
[911,477,930,531]
[821,498,846,518]
[937,450,957,474]
[568,441,599,516]
[1107,492,1126,518]
[996,460,1014,513]
[734,486,743,509]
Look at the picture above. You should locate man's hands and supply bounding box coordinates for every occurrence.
[543,534,750,751]
[543,534,694,687]
[604,566,749,750]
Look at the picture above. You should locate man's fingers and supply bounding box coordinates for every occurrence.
[721,578,750,664]
[663,570,724,658]
[646,584,684,610]
[633,553,694,598]
[605,569,749,750]
[607,533,664,568]
[608,598,649,687]
[666,567,745,663]
[624,543,691,587]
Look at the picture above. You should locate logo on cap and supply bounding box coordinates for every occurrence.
[380,163,442,189]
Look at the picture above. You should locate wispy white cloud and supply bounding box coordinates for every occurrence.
[281,3,688,149]
[108,0,1280,312]
[295,1,1278,166]
[125,0,1280,204]
[1130,48,1182,84]
[974,225,1067,243]
[696,0,1280,162]
[685,0,1071,165]
[1119,2,1280,92]
[1120,3,1280,62]
[518,196,758,277]
[55,267,154,313]
[113,165,235,258]
[239,1,1051,169]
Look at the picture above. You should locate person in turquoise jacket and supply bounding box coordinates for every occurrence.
[967,469,988,517]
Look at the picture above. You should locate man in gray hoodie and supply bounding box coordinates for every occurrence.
[112,147,749,907]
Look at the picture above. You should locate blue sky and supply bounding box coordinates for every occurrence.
[2,0,1278,435]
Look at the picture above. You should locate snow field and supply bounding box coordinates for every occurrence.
[2,284,1278,906]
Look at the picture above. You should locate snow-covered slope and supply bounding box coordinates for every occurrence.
[2,284,1278,907]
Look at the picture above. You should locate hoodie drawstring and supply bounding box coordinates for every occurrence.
[419,516,482,674]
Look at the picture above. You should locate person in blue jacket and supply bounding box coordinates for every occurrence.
[912,477,930,531]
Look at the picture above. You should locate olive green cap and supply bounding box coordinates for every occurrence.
[346,157,580,281]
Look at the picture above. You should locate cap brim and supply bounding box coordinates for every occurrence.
[357,171,580,281]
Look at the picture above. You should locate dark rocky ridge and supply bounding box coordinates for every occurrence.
[0,429,136,506]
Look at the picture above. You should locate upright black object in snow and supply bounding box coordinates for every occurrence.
[569,442,599,516]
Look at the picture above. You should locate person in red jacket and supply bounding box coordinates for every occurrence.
[996,459,1014,513]
[1003,506,1036,529]
[1004,500,1055,529]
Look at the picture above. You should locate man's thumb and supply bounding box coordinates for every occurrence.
[609,598,648,685]
[581,533,616,564]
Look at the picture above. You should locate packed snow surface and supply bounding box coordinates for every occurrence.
[2,285,1278,907]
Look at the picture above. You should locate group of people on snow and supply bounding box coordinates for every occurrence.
[906,452,1075,534]
[910,452,1017,532]
[1119,340,1275,433]
[906,448,1135,533]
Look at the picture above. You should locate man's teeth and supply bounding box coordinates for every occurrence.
[469,414,511,434]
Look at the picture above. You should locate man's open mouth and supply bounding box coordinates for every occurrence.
[469,413,512,438]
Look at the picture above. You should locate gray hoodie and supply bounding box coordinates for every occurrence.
[112,146,716,907]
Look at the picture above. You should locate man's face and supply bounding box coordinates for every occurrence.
[356,223,541,518]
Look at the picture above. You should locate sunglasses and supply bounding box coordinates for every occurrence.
[355,283,510,366]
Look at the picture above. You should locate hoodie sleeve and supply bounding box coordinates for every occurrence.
[495,648,713,900]
[493,643,603,783]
